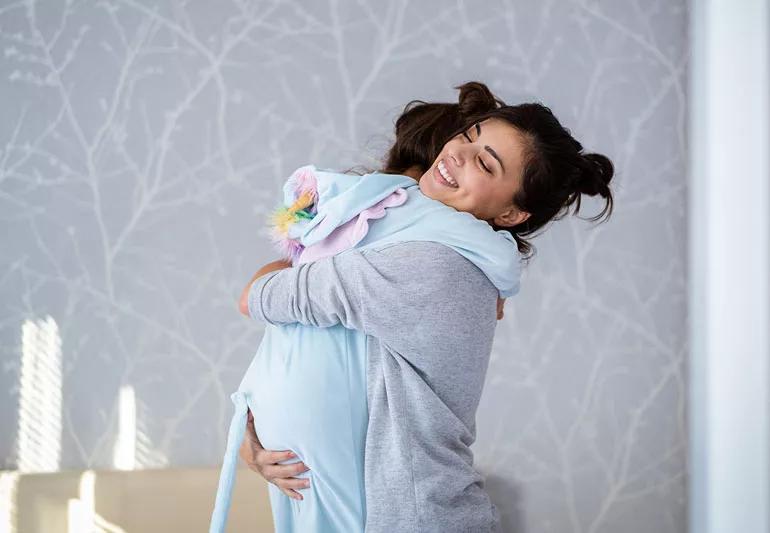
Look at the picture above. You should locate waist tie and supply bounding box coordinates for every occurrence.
[209,391,249,533]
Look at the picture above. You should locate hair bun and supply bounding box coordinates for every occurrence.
[455,81,505,117]
[578,153,614,197]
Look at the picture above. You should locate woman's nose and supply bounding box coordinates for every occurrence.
[448,151,464,168]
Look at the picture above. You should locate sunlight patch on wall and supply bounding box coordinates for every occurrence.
[111,384,168,470]
[112,386,136,471]
[17,316,62,473]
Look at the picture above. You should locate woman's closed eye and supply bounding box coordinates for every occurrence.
[462,131,492,173]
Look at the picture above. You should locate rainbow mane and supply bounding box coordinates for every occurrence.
[268,167,319,262]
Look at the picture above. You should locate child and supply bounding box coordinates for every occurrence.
[209,162,521,533]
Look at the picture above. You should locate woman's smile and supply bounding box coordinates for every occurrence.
[433,159,459,188]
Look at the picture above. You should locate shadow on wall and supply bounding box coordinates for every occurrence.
[486,474,526,533]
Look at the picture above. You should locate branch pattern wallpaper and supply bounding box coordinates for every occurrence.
[0,1,688,531]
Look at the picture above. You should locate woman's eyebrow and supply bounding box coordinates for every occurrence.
[477,122,506,173]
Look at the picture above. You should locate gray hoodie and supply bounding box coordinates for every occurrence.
[249,240,502,532]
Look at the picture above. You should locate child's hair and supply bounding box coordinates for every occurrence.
[380,81,505,176]
[380,81,615,261]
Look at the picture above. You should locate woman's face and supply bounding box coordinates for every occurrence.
[418,118,530,227]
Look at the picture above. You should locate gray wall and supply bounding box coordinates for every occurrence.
[0,1,688,531]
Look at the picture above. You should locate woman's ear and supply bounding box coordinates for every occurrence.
[493,208,530,228]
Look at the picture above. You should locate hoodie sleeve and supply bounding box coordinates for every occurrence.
[248,241,499,356]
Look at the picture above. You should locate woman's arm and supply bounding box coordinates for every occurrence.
[247,242,501,352]
[241,256,506,321]
[247,246,416,338]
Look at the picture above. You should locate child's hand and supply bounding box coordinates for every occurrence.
[239,259,294,315]
[239,409,311,500]
[258,259,293,277]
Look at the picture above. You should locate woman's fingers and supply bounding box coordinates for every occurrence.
[276,486,303,500]
[273,477,311,500]
[240,409,310,500]
[248,446,310,502]
[255,449,296,466]
[261,460,311,501]
[274,476,311,490]
[261,460,310,479]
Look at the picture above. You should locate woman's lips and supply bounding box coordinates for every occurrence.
[433,164,458,189]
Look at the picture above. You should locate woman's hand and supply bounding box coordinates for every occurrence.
[239,259,294,316]
[496,297,506,320]
[239,409,311,500]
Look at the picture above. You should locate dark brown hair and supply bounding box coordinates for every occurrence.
[381,81,505,176]
[380,81,615,261]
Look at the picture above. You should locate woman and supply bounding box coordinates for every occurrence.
[238,84,614,531]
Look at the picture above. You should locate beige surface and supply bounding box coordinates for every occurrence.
[5,467,273,533]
